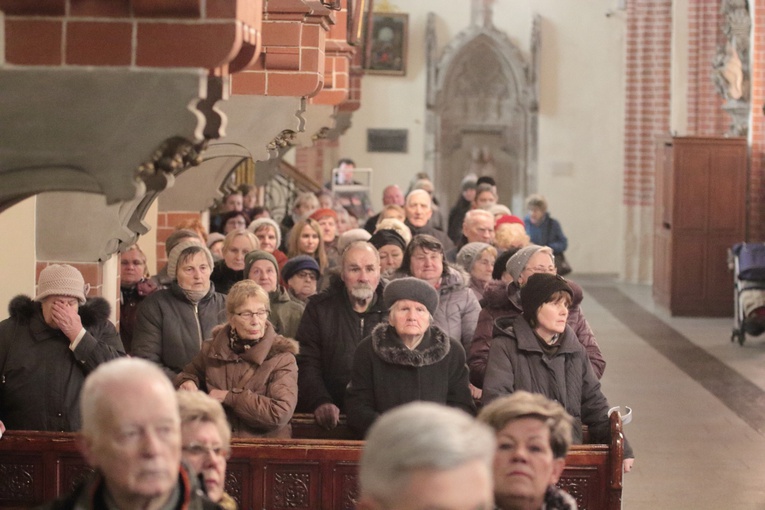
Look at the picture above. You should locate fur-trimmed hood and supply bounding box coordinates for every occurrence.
[438,265,470,294]
[8,295,111,327]
[370,322,449,367]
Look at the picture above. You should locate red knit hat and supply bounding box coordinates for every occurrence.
[309,208,338,221]
[495,214,525,228]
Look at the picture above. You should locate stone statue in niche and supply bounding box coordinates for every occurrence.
[469,146,498,179]
[712,0,750,136]
[713,40,744,101]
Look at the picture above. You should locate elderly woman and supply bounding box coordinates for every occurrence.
[210,229,260,295]
[119,244,158,353]
[177,390,237,510]
[220,210,251,235]
[478,391,577,510]
[281,255,321,304]
[176,280,298,438]
[456,242,497,301]
[132,241,226,379]
[248,217,288,268]
[524,194,568,258]
[0,264,124,432]
[483,273,634,469]
[345,277,475,437]
[244,250,304,338]
[368,228,407,277]
[399,234,480,352]
[287,218,328,274]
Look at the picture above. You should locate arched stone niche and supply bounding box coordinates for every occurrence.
[426,10,539,214]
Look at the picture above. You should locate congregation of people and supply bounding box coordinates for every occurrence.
[0,160,635,510]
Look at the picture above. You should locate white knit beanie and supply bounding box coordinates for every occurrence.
[167,240,213,280]
[35,264,88,304]
[247,218,282,248]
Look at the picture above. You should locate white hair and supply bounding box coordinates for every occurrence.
[374,218,412,244]
[80,358,177,437]
[463,208,494,226]
[359,402,495,506]
[405,189,432,208]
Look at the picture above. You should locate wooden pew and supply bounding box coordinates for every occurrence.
[0,413,623,510]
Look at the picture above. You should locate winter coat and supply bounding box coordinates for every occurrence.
[483,315,633,458]
[42,463,218,510]
[432,266,481,351]
[131,282,227,379]
[447,196,472,244]
[405,220,455,251]
[210,259,244,295]
[345,323,475,437]
[524,213,568,254]
[295,277,388,413]
[0,296,124,431]
[175,322,298,438]
[119,279,159,353]
[468,280,605,387]
[269,286,305,339]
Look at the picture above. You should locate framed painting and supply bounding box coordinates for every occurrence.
[364,12,408,76]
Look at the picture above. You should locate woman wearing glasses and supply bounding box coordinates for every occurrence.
[175,280,299,438]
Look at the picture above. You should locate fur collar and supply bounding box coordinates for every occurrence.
[8,295,110,327]
[371,322,450,367]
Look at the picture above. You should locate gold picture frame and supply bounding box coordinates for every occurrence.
[364,12,408,76]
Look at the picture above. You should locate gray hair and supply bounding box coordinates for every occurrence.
[80,358,177,437]
[405,189,432,208]
[463,208,494,226]
[359,402,495,506]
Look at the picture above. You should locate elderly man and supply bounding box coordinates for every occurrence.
[364,184,405,233]
[446,208,496,262]
[403,189,454,250]
[468,244,606,387]
[295,241,388,429]
[43,358,217,510]
[356,402,496,510]
[0,264,124,432]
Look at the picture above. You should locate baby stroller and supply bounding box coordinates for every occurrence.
[729,243,765,345]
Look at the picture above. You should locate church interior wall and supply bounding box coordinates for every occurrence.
[338,0,627,275]
[0,197,37,313]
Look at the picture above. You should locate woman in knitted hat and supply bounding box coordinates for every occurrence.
[210,229,260,294]
[482,273,634,472]
[0,264,124,432]
[131,241,226,379]
[368,228,407,277]
[247,217,288,269]
[244,250,304,338]
[176,279,298,438]
[281,255,321,303]
[456,242,497,301]
[345,277,475,437]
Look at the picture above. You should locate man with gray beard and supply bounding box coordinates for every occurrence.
[295,241,388,429]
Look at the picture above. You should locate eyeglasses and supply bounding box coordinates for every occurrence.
[294,270,317,281]
[182,443,230,460]
[523,265,556,274]
[235,310,269,320]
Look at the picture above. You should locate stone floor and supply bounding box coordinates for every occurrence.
[576,275,765,509]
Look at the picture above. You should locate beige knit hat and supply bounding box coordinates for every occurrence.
[35,264,89,304]
[506,244,553,282]
[167,240,214,280]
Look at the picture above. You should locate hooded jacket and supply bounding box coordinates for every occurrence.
[131,282,227,379]
[0,296,124,431]
[468,280,605,387]
[295,277,388,413]
[432,266,481,351]
[176,322,299,438]
[483,315,632,458]
[345,323,475,437]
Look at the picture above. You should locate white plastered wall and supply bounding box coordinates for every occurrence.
[339,0,627,275]
[0,197,37,320]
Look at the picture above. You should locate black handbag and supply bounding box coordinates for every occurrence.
[554,251,572,276]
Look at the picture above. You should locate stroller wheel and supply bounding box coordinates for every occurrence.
[732,330,746,346]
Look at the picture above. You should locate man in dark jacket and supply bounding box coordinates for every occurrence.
[0,264,124,432]
[404,189,455,251]
[296,241,388,429]
[43,358,218,510]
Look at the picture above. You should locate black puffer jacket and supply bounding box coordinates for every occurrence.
[131,282,226,379]
[345,323,475,437]
[0,296,124,431]
[295,277,388,413]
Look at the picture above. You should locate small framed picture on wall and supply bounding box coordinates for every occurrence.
[365,12,408,76]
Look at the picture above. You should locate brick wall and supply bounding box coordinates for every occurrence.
[156,212,205,268]
[686,1,729,135]
[623,0,673,208]
[750,4,765,241]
